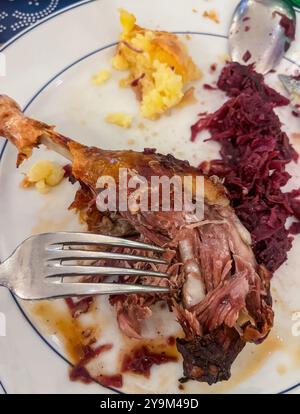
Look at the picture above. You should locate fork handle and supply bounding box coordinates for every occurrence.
[0,260,11,289]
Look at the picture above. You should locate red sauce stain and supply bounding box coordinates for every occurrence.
[284,41,290,52]
[70,343,113,383]
[242,50,251,63]
[178,384,185,391]
[97,374,123,388]
[65,297,94,318]
[84,344,112,364]
[203,83,217,90]
[292,110,300,118]
[244,26,250,32]
[243,16,250,22]
[32,301,97,365]
[70,365,92,384]
[210,63,217,72]
[32,302,123,388]
[122,345,178,378]
[167,336,176,346]
[71,368,123,388]
[131,73,145,87]
[273,11,296,40]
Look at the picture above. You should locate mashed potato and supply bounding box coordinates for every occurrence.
[91,69,111,86]
[112,9,201,119]
[105,113,133,128]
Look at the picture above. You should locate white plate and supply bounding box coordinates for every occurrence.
[0,0,300,394]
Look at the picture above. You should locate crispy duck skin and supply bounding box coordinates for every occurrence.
[177,326,246,385]
[0,96,228,206]
[0,95,274,384]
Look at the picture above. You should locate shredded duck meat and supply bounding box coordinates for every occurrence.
[0,91,276,385]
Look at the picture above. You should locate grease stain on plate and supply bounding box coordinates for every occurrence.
[29,300,98,364]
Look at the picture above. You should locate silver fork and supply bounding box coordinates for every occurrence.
[0,232,170,300]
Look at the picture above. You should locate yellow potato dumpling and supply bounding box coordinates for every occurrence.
[91,69,111,86]
[141,60,184,119]
[35,180,50,194]
[119,8,136,36]
[105,113,133,128]
[112,54,129,71]
[27,160,53,183]
[112,9,201,119]
[45,164,65,186]
[24,160,65,194]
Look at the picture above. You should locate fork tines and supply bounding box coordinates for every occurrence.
[47,232,165,252]
[44,232,169,280]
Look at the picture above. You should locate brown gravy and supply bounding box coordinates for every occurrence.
[31,301,95,364]
[209,336,285,393]
[30,300,299,392]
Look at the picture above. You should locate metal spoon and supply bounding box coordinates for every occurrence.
[229,0,296,74]
[279,74,300,111]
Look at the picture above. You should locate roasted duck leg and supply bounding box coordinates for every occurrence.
[0,95,274,384]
